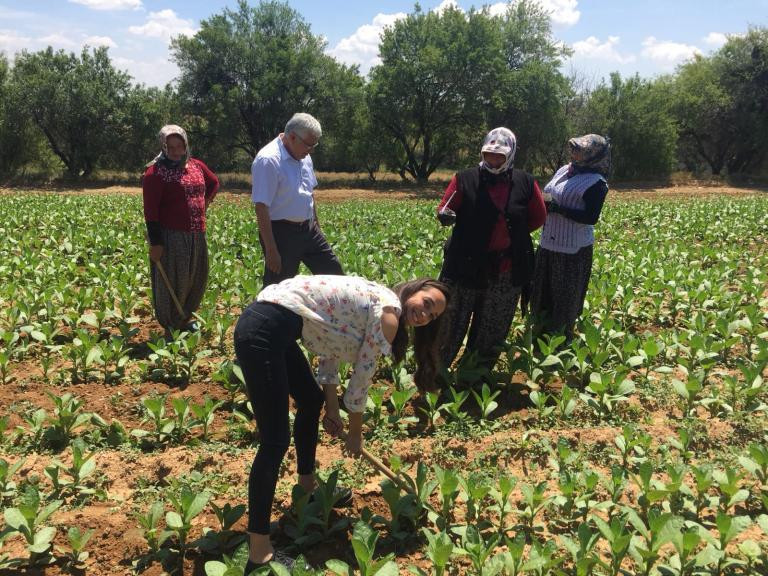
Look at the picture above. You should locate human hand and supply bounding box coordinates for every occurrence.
[437,208,456,226]
[265,247,282,274]
[545,201,560,214]
[345,432,362,457]
[149,245,163,262]
[322,411,344,437]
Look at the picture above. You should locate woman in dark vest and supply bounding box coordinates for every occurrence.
[436,127,546,374]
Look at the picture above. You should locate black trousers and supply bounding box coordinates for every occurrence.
[260,220,344,287]
[233,301,325,534]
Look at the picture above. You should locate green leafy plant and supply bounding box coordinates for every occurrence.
[44,392,94,450]
[413,528,455,576]
[166,485,211,554]
[368,479,421,542]
[471,382,501,421]
[44,438,99,501]
[488,474,517,535]
[195,502,246,554]
[190,396,224,441]
[580,370,636,421]
[135,500,173,555]
[454,523,501,574]
[56,526,95,570]
[418,390,442,430]
[326,520,397,576]
[2,485,62,566]
[0,457,24,504]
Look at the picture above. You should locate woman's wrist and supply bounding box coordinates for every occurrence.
[323,385,340,410]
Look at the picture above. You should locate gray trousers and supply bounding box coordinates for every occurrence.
[260,220,343,287]
[440,270,522,370]
[150,229,208,331]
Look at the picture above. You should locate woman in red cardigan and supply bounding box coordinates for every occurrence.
[142,124,219,336]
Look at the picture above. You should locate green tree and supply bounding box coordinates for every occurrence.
[172,0,361,170]
[0,54,38,178]
[306,61,367,173]
[713,27,768,174]
[107,85,177,174]
[673,55,736,175]
[673,27,768,176]
[488,0,572,173]
[582,73,677,179]
[367,5,504,182]
[12,46,133,178]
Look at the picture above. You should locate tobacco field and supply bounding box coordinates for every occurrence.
[0,188,767,575]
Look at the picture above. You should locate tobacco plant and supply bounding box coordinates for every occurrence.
[2,485,62,567]
[579,370,636,421]
[368,479,422,542]
[326,520,397,576]
[44,438,98,501]
[166,485,211,554]
[0,457,24,505]
[56,526,94,570]
[196,502,246,554]
[135,501,173,554]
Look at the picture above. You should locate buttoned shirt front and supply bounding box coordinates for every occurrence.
[251,136,317,222]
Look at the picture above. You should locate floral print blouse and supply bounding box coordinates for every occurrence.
[257,275,401,413]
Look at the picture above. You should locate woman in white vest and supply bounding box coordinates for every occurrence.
[530,134,611,341]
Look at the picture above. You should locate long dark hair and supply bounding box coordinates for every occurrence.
[391,278,451,393]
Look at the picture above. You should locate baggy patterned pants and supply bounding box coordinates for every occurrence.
[440,269,521,371]
[530,244,593,341]
[150,229,208,331]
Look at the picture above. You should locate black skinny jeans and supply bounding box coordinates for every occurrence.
[233,301,325,534]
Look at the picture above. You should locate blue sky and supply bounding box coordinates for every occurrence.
[1,0,766,87]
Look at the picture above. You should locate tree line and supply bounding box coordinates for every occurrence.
[1,0,767,183]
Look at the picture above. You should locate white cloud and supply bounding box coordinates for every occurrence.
[128,9,197,41]
[487,0,580,27]
[0,30,32,55]
[571,36,635,63]
[703,32,727,47]
[330,0,582,76]
[114,55,179,86]
[327,12,407,76]
[0,30,119,57]
[84,35,117,48]
[69,0,142,10]
[641,36,701,68]
[38,33,78,48]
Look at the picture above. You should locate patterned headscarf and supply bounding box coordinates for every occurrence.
[146,124,190,169]
[568,134,611,176]
[480,127,517,174]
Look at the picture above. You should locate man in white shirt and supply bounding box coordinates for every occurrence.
[251,112,344,287]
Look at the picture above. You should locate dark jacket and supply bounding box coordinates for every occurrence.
[440,166,535,289]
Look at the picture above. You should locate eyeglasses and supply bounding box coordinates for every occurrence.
[294,132,319,150]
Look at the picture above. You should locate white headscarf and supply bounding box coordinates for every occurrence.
[480,127,517,174]
[146,124,190,169]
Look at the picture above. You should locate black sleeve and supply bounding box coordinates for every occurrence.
[146,221,164,246]
[551,180,608,225]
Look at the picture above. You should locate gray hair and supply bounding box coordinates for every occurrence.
[285,113,322,139]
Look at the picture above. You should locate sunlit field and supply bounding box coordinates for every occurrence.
[1,189,767,575]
